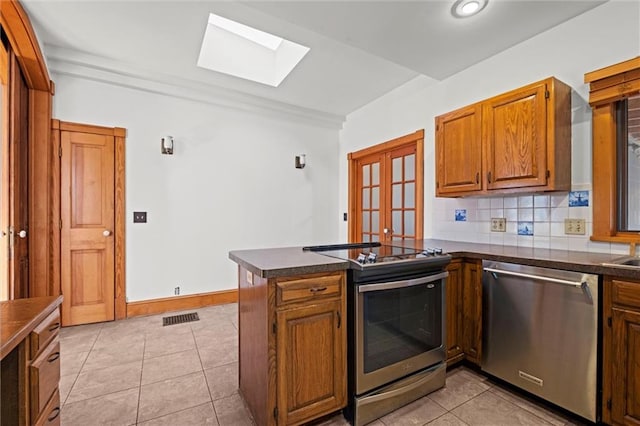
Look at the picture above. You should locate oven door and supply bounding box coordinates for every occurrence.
[355,271,447,395]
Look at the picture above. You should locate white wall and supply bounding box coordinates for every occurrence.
[52,75,340,301]
[339,0,640,255]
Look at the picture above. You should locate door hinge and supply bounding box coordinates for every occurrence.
[337,311,341,329]
[608,316,612,327]
[272,321,277,334]
[545,90,550,99]
[59,219,62,230]
[58,145,62,157]
[607,398,612,410]
[273,407,278,420]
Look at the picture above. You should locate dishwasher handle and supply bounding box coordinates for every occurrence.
[483,267,585,288]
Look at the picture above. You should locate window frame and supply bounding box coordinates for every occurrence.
[585,57,640,243]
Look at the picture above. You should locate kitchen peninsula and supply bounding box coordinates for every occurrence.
[230,240,640,425]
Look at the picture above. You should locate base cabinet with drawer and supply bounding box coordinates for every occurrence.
[1,296,63,426]
[238,268,346,426]
[603,277,640,425]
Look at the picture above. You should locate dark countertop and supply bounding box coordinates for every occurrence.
[229,240,640,280]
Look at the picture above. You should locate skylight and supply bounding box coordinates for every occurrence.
[197,13,310,87]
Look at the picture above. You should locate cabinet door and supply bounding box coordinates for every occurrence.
[435,104,482,195]
[276,300,346,425]
[462,261,482,365]
[483,82,547,190]
[611,307,640,425]
[445,260,464,364]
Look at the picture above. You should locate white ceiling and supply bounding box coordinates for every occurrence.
[22,0,606,119]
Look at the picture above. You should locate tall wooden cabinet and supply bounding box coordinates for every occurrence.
[435,77,572,197]
[603,277,640,425]
[238,268,346,426]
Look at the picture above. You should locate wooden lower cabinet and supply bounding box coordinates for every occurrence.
[462,260,482,365]
[238,268,346,426]
[445,259,482,367]
[604,277,640,425]
[445,260,464,365]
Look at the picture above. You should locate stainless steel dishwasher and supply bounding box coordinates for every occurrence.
[481,260,599,422]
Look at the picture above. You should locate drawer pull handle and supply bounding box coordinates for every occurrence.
[309,286,327,293]
[49,322,61,332]
[47,352,60,363]
[48,407,61,422]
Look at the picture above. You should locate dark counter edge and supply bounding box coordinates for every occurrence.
[229,240,640,280]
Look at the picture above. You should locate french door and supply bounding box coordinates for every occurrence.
[348,130,424,243]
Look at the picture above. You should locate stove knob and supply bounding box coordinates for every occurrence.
[367,252,377,263]
[356,253,367,264]
[434,248,443,255]
[425,248,435,255]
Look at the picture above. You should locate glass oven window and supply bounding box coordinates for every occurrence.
[362,281,442,373]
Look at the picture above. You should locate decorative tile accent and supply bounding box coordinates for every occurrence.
[455,209,467,222]
[517,222,534,236]
[569,191,589,207]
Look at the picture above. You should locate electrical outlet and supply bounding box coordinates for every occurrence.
[491,218,506,232]
[133,211,147,223]
[174,286,180,295]
[564,218,586,235]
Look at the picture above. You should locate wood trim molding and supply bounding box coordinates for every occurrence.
[584,56,640,84]
[0,0,51,92]
[348,130,425,160]
[50,120,60,298]
[126,290,239,318]
[115,129,126,320]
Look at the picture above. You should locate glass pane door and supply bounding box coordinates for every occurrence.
[389,146,418,242]
[360,157,381,243]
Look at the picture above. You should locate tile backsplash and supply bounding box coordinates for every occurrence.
[432,187,629,255]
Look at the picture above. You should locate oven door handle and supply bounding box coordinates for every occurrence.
[357,271,448,293]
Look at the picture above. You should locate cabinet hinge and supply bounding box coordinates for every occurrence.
[59,219,62,230]
[58,145,62,157]
[545,90,550,99]
[608,317,612,327]
[436,181,439,189]
[272,321,277,334]
[274,407,278,420]
[607,399,612,410]
[546,170,551,179]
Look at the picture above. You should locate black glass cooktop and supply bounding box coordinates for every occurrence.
[303,242,448,267]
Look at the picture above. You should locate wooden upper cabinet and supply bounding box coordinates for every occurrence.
[436,104,482,195]
[435,77,572,197]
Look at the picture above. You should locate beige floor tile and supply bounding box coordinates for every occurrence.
[451,391,554,426]
[59,374,77,406]
[144,329,196,359]
[66,360,142,404]
[61,387,138,426]
[91,330,144,352]
[427,412,469,425]
[137,402,219,425]
[142,349,203,385]
[213,393,254,426]
[59,333,97,354]
[198,340,238,370]
[429,369,491,410]
[137,371,211,422]
[379,395,447,425]
[488,386,568,426]
[204,362,238,400]
[60,322,104,340]
[81,341,145,371]
[60,350,89,377]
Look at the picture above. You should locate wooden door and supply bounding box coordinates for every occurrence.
[483,82,547,190]
[462,261,482,365]
[611,307,640,425]
[0,39,9,300]
[61,129,115,326]
[445,260,464,365]
[348,130,424,243]
[435,103,483,195]
[276,300,346,425]
[2,48,30,300]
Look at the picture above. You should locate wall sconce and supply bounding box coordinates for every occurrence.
[295,154,306,169]
[161,136,174,155]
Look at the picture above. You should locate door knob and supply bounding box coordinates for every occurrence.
[17,230,27,238]
[383,228,389,234]
[103,230,112,237]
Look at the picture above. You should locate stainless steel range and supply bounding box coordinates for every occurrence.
[304,242,451,426]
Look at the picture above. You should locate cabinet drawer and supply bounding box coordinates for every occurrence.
[30,339,61,421]
[30,309,61,359]
[611,279,640,309]
[277,274,342,306]
[34,390,61,426]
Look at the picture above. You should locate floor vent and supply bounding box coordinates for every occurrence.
[162,312,199,326]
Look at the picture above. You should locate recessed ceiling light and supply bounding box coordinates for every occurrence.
[452,0,488,18]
